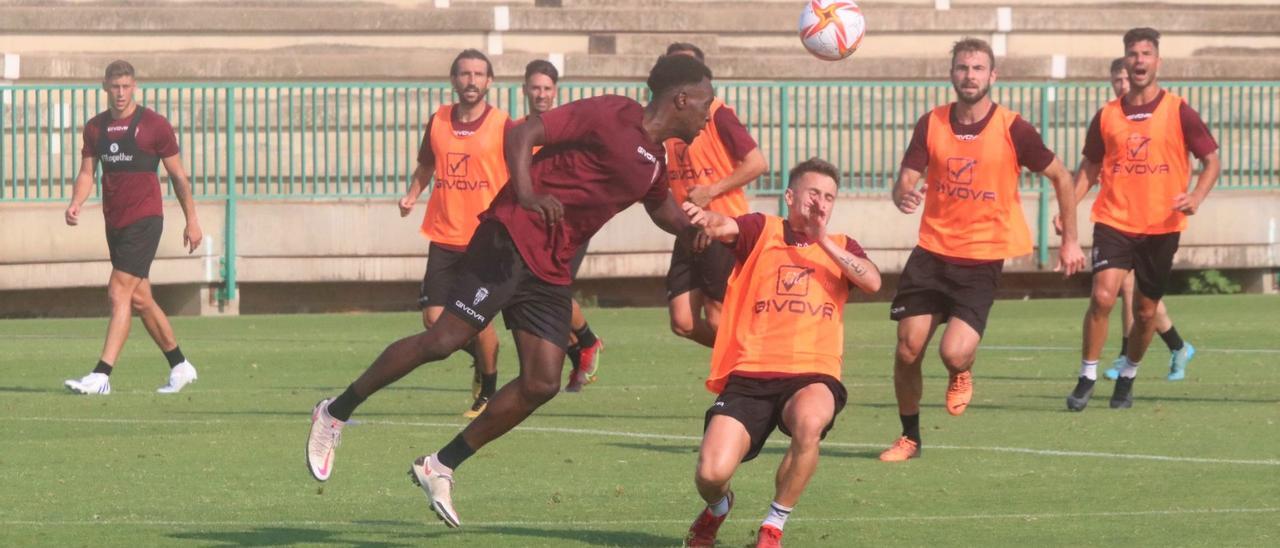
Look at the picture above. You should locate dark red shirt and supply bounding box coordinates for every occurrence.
[415,103,515,167]
[1081,90,1218,163]
[483,95,671,285]
[81,107,180,229]
[732,212,868,266]
[900,104,1056,173]
[713,106,758,162]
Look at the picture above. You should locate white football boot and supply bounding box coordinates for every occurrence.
[64,372,111,395]
[157,361,198,394]
[409,454,461,528]
[305,398,345,481]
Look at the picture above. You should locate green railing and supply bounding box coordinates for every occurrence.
[3,81,1278,301]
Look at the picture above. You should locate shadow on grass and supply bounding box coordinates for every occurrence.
[169,526,412,547]
[606,441,883,461]
[1018,393,1280,405]
[0,386,58,393]
[169,524,674,547]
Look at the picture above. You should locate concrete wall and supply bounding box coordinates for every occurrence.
[3,190,1277,316]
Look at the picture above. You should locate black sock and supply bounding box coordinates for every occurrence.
[93,360,114,376]
[163,346,186,368]
[1159,326,1184,352]
[327,385,366,422]
[479,372,498,399]
[1118,336,1129,357]
[574,323,599,348]
[900,413,921,444]
[437,434,476,470]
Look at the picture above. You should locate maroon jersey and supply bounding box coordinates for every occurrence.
[711,106,758,162]
[1081,90,1218,163]
[900,104,1056,174]
[483,95,670,285]
[81,107,180,228]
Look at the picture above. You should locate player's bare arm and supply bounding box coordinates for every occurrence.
[647,193,698,239]
[1054,158,1100,235]
[1041,157,1086,276]
[161,154,203,253]
[399,163,433,217]
[891,167,925,214]
[687,148,768,207]
[504,116,563,224]
[797,196,882,293]
[1173,151,1220,215]
[65,156,97,226]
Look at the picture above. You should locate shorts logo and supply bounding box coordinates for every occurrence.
[890,306,906,314]
[1126,134,1151,161]
[776,265,814,296]
[446,153,469,177]
[713,401,725,407]
[473,287,489,307]
[946,157,976,185]
[454,300,487,323]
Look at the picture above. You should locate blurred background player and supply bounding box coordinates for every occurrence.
[882,38,1085,461]
[682,158,880,548]
[662,43,769,348]
[63,60,203,396]
[520,59,605,392]
[306,55,715,528]
[1099,56,1196,383]
[399,49,510,418]
[1065,28,1219,411]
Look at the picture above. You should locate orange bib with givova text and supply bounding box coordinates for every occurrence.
[664,99,750,217]
[1092,92,1190,235]
[918,104,1032,261]
[421,104,510,247]
[706,216,849,394]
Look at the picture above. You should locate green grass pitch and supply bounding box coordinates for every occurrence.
[2,294,1277,546]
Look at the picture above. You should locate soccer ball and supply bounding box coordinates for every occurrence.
[798,0,866,61]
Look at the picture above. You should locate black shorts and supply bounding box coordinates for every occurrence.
[665,237,735,302]
[703,374,848,463]
[444,220,574,349]
[418,243,467,309]
[569,241,589,279]
[105,215,162,278]
[889,246,1003,337]
[1091,223,1181,300]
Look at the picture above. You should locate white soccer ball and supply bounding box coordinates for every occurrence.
[798,0,867,61]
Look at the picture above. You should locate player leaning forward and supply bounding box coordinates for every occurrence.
[682,158,881,548]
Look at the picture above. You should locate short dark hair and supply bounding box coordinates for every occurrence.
[665,42,705,63]
[951,37,995,69]
[646,54,712,98]
[524,59,559,84]
[1109,57,1127,75]
[788,157,841,189]
[1124,27,1160,51]
[450,49,494,78]
[104,60,135,81]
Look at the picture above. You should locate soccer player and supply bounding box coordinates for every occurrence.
[662,43,769,348]
[681,158,880,548]
[1098,57,1196,383]
[880,38,1086,461]
[398,49,509,418]
[1065,28,1219,410]
[62,60,203,395]
[305,55,715,528]
[520,59,605,392]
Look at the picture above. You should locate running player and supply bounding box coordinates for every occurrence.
[63,60,203,396]
[305,55,715,528]
[1097,57,1196,383]
[398,49,509,419]
[880,38,1086,461]
[682,158,880,548]
[663,43,768,348]
[1065,28,1219,410]
[520,59,605,392]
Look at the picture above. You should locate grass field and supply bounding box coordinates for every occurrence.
[2,294,1278,547]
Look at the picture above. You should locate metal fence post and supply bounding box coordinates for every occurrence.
[1036,83,1052,269]
[220,86,238,303]
[778,85,791,216]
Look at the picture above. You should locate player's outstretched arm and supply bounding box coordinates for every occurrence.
[399,163,432,217]
[505,116,562,224]
[1042,157,1086,277]
[822,239,881,294]
[647,193,698,238]
[891,167,925,214]
[1173,151,1220,215]
[688,148,768,207]
[680,201,738,243]
[162,154,203,254]
[65,157,97,226]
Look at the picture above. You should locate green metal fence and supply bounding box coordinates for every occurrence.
[3,81,1278,301]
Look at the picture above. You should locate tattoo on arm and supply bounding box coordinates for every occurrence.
[838,254,867,277]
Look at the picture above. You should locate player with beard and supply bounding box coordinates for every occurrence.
[879,38,1086,461]
[1064,28,1219,411]
[305,55,715,528]
[399,49,511,418]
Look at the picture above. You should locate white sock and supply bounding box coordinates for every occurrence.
[708,494,731,518]
[1121,357,1140,379]
[1080,360,1098,380]
[762,501,792,531]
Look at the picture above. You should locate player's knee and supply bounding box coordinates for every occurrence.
[670,319,695,338]
[1090,286,1118,310]
[517,375,560,404]
[939,347,973,371]
[1133,303,1158,324]
[788,421,826,448]
[894,341,924,367]
[694,459,733,489]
